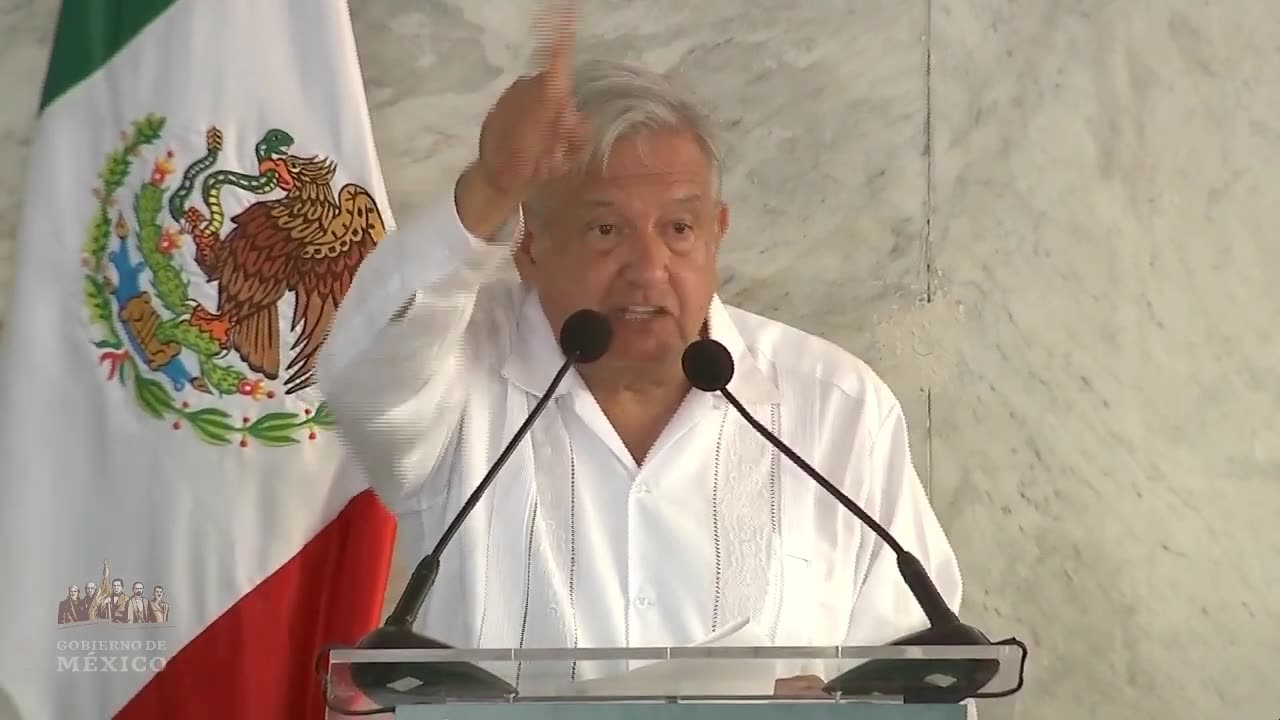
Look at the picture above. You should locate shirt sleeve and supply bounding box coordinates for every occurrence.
[843,400,964,646]
[315,193,519,510]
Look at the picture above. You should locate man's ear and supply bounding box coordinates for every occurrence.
[713,202,730,252]
[514,215,536,281]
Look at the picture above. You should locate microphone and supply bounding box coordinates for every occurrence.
[349,309,612,707]
[681,338,1011,703]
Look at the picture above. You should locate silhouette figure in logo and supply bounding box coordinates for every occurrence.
[57,586,85,625]
[149,586,170,624]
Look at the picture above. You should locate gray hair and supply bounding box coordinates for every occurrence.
[525,59,724,223]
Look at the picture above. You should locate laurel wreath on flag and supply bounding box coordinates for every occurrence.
[81,115,335,447]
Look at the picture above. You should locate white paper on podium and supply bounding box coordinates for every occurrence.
[552,617,779,696]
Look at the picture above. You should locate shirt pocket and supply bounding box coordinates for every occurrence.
[773,539,853,645]
[767,547,841,679]
[769,547,819,646]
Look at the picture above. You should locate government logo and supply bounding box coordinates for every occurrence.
[57,560,170,626]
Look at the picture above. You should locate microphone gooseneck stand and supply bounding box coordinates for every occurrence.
[681,338,1027,703]
[336,309,613,713]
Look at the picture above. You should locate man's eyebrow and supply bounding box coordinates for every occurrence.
[578,193,704,208]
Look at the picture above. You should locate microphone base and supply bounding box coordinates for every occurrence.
[348,625,517,707]
[823,622,999,703]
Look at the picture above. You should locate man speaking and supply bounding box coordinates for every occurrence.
[317,3,961,695]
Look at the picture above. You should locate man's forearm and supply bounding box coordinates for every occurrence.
[455,162,524,241]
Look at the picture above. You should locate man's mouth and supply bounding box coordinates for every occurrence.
[616,305,668,320]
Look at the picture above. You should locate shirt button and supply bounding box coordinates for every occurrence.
[634,596,653,609]
[633,483,650,495]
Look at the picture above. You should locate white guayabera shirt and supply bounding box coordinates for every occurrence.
[316,196,963,688]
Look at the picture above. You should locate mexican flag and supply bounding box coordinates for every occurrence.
[0,1,397,717]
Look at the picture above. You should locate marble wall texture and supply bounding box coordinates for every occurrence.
[1,1,1277,718]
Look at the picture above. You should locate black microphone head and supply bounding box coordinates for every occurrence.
[682,338,735,392]
[559,309,612,364]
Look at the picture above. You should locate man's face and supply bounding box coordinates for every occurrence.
[68,586,79,600]
[132,582,144,597]
[153,587,164,601]
[111,580,122,595]
[518,129,727,380]
[85,582,96,597]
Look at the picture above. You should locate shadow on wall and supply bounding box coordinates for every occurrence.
[0,685,21,720]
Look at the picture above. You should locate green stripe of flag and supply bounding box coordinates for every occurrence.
[39,0,180,111]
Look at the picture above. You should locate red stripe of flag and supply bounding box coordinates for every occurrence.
[117,490,395,719]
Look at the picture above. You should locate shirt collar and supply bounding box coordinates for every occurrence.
[501,287,779,404]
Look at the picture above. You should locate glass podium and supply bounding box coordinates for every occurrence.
[325,644,1024,719]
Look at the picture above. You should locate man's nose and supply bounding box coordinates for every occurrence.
[623,226,671,285]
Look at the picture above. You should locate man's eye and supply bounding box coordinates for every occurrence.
[595,224,615,236]
[673,222,692,234]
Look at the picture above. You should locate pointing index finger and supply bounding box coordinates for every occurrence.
[535,0,579,91]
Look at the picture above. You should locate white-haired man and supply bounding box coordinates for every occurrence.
[318,10,961,695]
